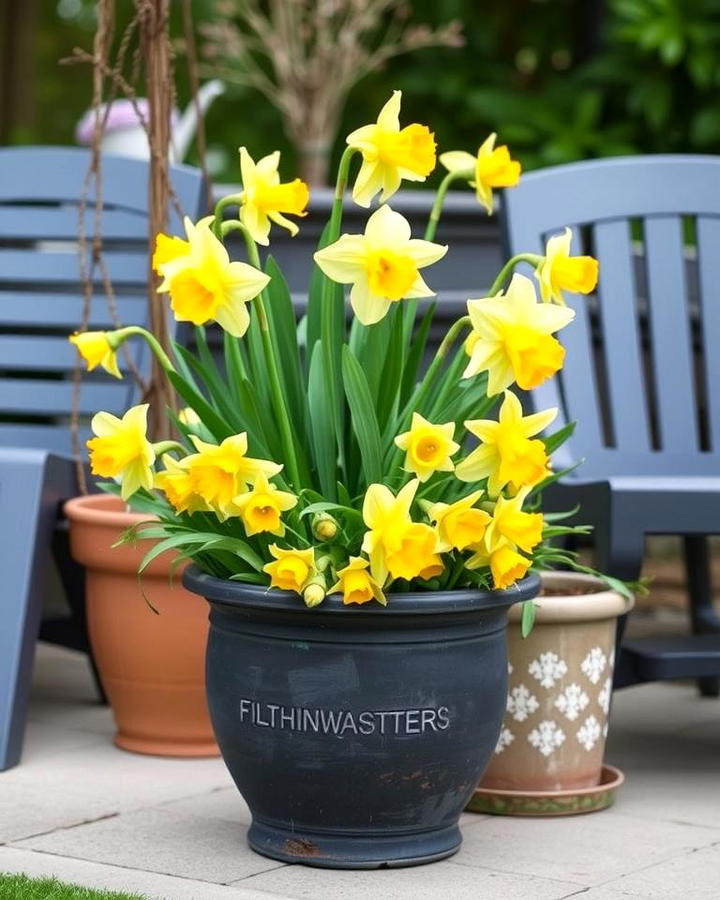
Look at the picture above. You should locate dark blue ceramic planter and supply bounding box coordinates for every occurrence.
[184,567,539,869]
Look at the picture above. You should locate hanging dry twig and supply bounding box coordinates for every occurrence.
[199,0,463,185]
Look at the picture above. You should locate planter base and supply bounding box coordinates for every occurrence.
[466,764,624,817]
[114,734,220,758]
[247,820,462,869]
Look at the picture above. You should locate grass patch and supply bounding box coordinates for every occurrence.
[0,873,150,900]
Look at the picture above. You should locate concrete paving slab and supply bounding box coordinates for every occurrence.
[237,858,581,900]
[13,807,283,884]
[0,847,294,900]
[0,742,232,843]
[453,810,720,886]
[599,844,720,898]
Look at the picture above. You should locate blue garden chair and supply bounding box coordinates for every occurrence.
[0,147,205,769]
[502,155,720,692]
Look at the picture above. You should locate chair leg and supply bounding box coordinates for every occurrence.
[593,523,645,690]
[0,450,75,769]
[51,522,108,705]
[683,535,720,698]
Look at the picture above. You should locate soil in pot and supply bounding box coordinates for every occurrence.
[65,494,218,758]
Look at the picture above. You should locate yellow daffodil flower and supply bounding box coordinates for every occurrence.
[535,227,599,305]
[386,523,444,582]
[361,479,443,584]
[429,490,491,552]
[346,90,436,208]
[152,233,191,269]
[456,390,557,494]
[154,216,270,337]
[69,331,121,379]
[86,404,155,500]
[154,455,207,515]
[314,204,447,325]
[184,434,282,520]
[232,472,297,537]
[394,413,459,482]
[466,541,531,590]
[329,556,386,606]
[464,273,575,394]
[264,544,317,594]
[440,134,521,215]
[485,490,543,554]
[239,147,309,246]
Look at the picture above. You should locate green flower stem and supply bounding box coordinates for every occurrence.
[321,145,357,478]
[152,440,186,457]
[488,253,543,296]
[212,192,244,239]
[112,326,176,375]
[424,170,467,242]
[219,220,302,491]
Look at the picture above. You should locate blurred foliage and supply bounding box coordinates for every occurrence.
[3,0,720,183]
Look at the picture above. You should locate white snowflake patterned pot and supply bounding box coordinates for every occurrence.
[480,572,633,794]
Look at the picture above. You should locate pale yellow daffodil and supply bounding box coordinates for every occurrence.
[484,489,544,555]
[238,147,309,246]
[329,556,386,607]
[429,490,491,552]
[440,134,521,215]
[346,90,436,207]
[361,479,442,584]
[86,404,155,500]
[456,390,557,495]
[183,434,282,520]
[464,273,575,394]
[69,331,121,379]
[535,227,599,305]
[314,204,447,325]
[394,412,459,482]
[232,472,297,537]
[264,544,318,595]
[154,216,270,337]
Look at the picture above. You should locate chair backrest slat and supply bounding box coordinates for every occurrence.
[592,219,651,453]
[502,154,720,477]
[0,146,204,455]
[643,215,698,453]
[697,216,720,453]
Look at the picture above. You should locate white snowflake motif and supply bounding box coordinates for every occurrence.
[529,651,568,689]
[598,676,612,715]
[507,684,540,722]
[494,727,515,755]
[581,647,607,685]
[577,715,602,751]
[554,683,590,721]
[528,720,566,757]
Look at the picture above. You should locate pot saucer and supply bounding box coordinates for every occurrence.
[466,764,624,817]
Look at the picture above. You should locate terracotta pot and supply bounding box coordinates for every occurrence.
[64,494,218,758]
[480,572,633,793]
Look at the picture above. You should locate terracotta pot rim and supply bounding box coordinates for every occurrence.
[507,571,633,623]
[64,492,157,528]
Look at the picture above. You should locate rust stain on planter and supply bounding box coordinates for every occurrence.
[284,838,320,857]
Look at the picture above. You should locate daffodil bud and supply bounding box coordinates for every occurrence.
[303,580,326,609]
[312,513,338,542]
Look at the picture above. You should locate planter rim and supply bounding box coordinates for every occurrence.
[507,571,633,624]
[64,492,156,528]
[184,565,540,617]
